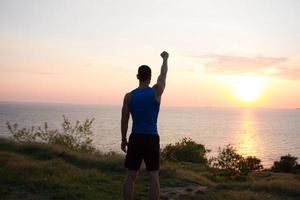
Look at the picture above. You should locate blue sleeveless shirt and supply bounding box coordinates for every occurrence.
[130,87,160,134]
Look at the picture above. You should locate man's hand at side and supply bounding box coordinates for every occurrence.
[121,139,128,153]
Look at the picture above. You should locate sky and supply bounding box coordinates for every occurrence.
[0,0,299,108]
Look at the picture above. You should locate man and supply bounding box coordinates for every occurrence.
[121,51,169,200]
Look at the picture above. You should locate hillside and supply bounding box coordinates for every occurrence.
[1,138,300,200]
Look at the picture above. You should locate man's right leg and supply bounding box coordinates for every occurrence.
[123,170,138,200]
[148,170,160,200]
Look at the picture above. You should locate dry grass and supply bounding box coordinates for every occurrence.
[1,138,300,200]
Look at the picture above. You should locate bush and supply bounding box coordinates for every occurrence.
[210,144,243,177]
[161,137,210,164]
[210,145,263,177]
[6,116,97,153]
[239,156,263,175]
[271,154,299,173]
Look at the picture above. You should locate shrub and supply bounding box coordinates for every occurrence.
[210,144,243,177]
[271,154,298,173]
[210,145,263,177]
[161,137,210,164]
[239,156,263,175]
[6,116,97,153]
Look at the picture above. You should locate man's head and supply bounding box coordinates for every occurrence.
[137,65,151,83]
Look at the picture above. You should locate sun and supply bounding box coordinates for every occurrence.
[232,75,267,103]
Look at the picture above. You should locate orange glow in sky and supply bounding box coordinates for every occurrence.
[0,1,299,108]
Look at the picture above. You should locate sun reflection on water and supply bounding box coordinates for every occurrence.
[236,110,260,157]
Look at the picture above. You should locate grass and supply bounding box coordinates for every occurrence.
[1,138,300,200]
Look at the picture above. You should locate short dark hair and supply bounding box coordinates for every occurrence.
[137,65,151,82]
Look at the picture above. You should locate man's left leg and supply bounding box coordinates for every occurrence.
[123,170,138,200]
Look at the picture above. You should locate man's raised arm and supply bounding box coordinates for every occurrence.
[153,51,169,101]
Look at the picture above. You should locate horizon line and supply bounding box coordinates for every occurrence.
[0,100,298,110]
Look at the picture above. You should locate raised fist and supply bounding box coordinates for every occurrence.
[160,51,169,59]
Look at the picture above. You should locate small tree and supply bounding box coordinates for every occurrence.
[210,145,263,177]
[239,156,263,175]
[272,154,298,173]
[212,144,243,177]
[161,137,210,164]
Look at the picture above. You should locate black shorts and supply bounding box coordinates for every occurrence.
[125,134,160,171]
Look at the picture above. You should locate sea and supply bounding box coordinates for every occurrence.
[0,102,299,167]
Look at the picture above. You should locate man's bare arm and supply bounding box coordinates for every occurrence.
[153,51,169,101]
[121,93,131,152]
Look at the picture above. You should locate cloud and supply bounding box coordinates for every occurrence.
[276,67,300,80]
[29,71,61,75]
[188,54,300,80]
[0,66,62,75]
